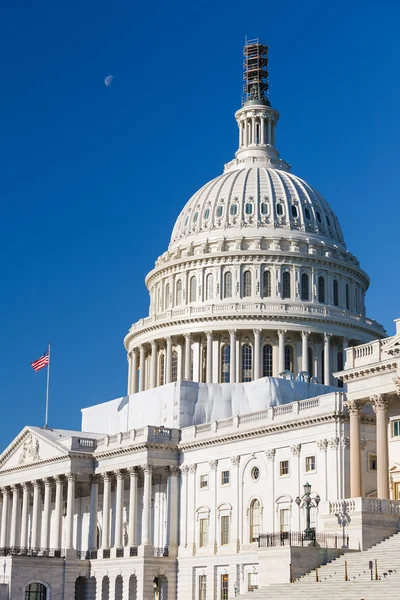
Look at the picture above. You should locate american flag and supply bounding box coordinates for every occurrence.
[31,349,50,372]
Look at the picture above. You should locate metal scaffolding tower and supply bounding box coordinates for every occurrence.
[242,38,270,106]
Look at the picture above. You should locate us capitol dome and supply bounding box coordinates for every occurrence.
[124,40,385,393]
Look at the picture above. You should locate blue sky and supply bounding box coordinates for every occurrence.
[1,0,399,447]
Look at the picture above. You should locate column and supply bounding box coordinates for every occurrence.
[253,329,261,380]
[128,467,138,547]
[209,460,218,551]
[9,485,19,548]
[301,331,310,373]
[229,330,237,383]
[180,466,189,548]
[101,473,111,549]
[88,475,99,551]
[20,483,30,548]
[291,445,302,529]
[127,352,132,395]
[231,457,240,548]
[54,476,64,550]
[168,466,180,551]
[31,480,41,549]
[251,118,256,144]
[0,488,9,548]
[41,478,52,550]
[114,470,124,550]
[165,337,172,384]
[206,331,213,383]
[268,119,272,145]
[65,473,76,550]
[324,333,332,386]
[278,329,286,374]
[372,394,390,499]
[139,345,145,392]
[131,349,138,394]
[141,464,153,545]
[150,341,157,388]
[184,334,191,380]
[348,401,363,497]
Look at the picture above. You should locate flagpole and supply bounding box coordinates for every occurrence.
[45,342,51,429]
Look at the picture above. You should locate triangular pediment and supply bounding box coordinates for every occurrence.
[382,333,400,355]
[0,427,69,472]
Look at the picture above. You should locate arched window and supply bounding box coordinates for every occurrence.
[242,343,253,382]
[164,284,170,310]
[262,270,271,298]
[243,271,252,297]
[263,344,273,377]
[159,354,165,386]
[206,273,213,300]
[308,348,313,376]
[345,283,350,310]
[221,345,230,383]
[333,279,339,306]
[176,280,183,306]
[301,273,309,301]
[190,276,197,303]
[318,276,325,303]
[282,272,291,299]
[172,351,178,382]
[25,583,47,600]
[284,345,294,372]
[224,272,232,298]
[337,350,344,388]
[250,499,261,542]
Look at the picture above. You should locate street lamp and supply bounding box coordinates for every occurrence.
[295,482,320,541]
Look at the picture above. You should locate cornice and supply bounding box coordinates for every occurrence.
[338,361,398,383]
[94,442,179,461]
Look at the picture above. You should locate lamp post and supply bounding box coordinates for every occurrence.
[295,482,320,541]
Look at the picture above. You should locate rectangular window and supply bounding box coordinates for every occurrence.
[280,508,290,534]
[221,470,230,486]
[199,575,207,600]
[199,518,208,547]
[221,574,229,600]
[200,474,208,489]
[368,453,377,471]
[248,572,259,591]
[221,515,229,545]
[305,455,316,472]
[280,460,289,477]
[393,420,400,437]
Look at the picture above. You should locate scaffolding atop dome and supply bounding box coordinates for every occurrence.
[242,38,270,106]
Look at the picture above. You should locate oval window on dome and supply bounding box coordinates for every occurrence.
[316,211,322,223]
[216,205,223,217]
[193,212,198,223]
[230,204,238,216]
[326,215,331,227]
[291,205,298,218]
[184,215,189,226]
[304,207,311,220]
[276,203,283,216]
[204,208,210,220]
[261,202,268,215]
[245,202,253,215]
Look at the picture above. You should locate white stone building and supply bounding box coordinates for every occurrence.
[1,40,399,600]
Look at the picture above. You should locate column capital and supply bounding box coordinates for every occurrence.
[32,479,41,489]
[328,437,340,450]
[128,466,139,476]
[324,333,332,344]
[66,472,76,482]
[21,482,30,491]
[188,464,197,473]
[89,474,101,485]
[101,471,111,482]
[265,449,276,461]
[54,475,65,484]
[371,394,389,412]
[206,330,213,340]
[253,328,261,337]
[165,336,172,344]
[10,484,20,493]
[209,460,218,470]
[184,332,192,341]
[231,456,240,466]
[277,329,286,338]
[393,377,400,396]
[301,330,311,339]
[317,439,328,451]
[42,477,52,487]
[0,486,11,495]
[114,469,126,480]
[347,400,364,415]
[180,465,190,474]
[228,329,237,337]
[168,465,180,476]
[141,463,154,473]
[291,444,301,456]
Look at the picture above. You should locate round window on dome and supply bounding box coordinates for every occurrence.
[276,203,283,216]
[304,207,311,220]
[291,205,298,218]
[204,209,210,220]
[251,466,260,481]
[316,211,322,223]
[193,212,198,223]
[216,205,223,218]
[261,202,268,215]
[230,204,238,216]
[245,202,253,215]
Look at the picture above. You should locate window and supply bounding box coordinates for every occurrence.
[262,344,273,377]
[316,211,322,223]
[25,584,47,600]
[248,572,259,591]
[276,203,283,216]
[224,272,232,298]
[280,508,290,534]
[171,351,178,382]
[220,516,229,545]
[220,574,229,600]
[262,270,271,297]
[304,207,311,220]
[291,205,298,218]
[346,283,350,310]
[301,273,309,301]
[190,276,197,302]
[200,474,208,489]
[318,276,325,303]
[280,460,289,476]
[284,345,294,372]
[204,208,210,220]
[216,205,223,217]
[245,202,253,215]
[221,470,230,486]
[206,273,213,300]
[282,271,291,299]
[243,271,252,297]
[393,420,400,437]
[159,354,165,386]
[164,283,170,310]
[230,204,238,216]
[326,215,331,227]
[193,212,198,223]
[199,575,207,600]
[221,345,230,383]
[184,215,189,226]
[199,518,208,547]
[261,202,268,215]
[333,279,339,306]
[251,466,260,481]
[176,280,183,305]
[368,454,377,472]
[242,343,253,382]
[250,499,261,542]
[305,455,316,472]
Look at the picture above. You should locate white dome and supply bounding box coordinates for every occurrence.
[170,166,345,249]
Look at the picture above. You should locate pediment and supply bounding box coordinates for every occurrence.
[0,427,69,472]
[382,334,400,355]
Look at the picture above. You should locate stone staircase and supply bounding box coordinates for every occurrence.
[239,532,400,599]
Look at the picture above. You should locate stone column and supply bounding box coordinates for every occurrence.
[31,481,41,549]
[231,456,240,549]
[101,473,111,549]
[209,460,218,552]
[165,337,172,384]
[180,466,189,547]
[128,467,138,548]
[54,476,64,551]
[141,464,153,546]
[139,345,146,392]
[206,332,213,383]
[9,485,19,548]
[114,470,124,550]
[0,488,10,548]
[301,331,310,373]
[65,473,76,550]
[372,394,390,499]
[150,341,157,389]
[168,466,180,552]
[324,333,332,386]
[348,401,363,497]
[184,334,192,380]
[131,349,138,394]
[88,475,99,551]
[20,483,30,548]
[268,119,272,144]
[229,330,237,383]
[41,478,52,550]
[278,329,286,374]
[253,329,261,380]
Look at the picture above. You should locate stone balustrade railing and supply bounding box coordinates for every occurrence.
[95,426,180,452]
[345,336,397,369]
[326,498,400,516]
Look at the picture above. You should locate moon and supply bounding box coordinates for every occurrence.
[104,75,113,87]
